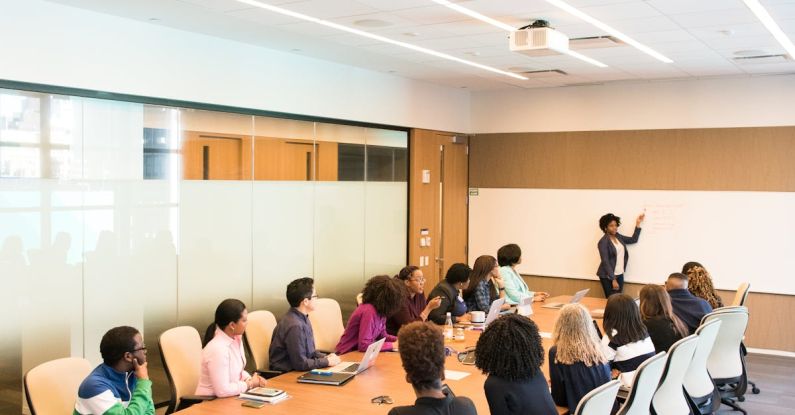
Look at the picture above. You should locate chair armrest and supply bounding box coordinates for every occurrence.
[256,370,284,379]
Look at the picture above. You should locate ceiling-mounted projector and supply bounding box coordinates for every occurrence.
[509,20,570,56]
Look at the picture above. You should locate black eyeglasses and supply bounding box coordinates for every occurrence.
[130,346,147,353]
[371,395,393,405]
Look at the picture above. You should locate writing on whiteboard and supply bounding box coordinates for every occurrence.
[643,203,684,232]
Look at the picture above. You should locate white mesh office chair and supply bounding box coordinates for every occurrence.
[683,320,722,414]
[574,379,621,415]
[701,307,750,414]
[652,335,698,414]
[617,352,667,415]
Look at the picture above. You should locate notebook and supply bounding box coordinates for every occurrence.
[239,387,287,403]
[542,288,590,309]
[297,371,355,386]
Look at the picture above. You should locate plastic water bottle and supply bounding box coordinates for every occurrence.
[444,312,454,341]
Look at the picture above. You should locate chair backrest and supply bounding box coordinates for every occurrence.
[731,282,751,307]
[652,335,698,414]
[245,310,277,371]
[160,326,204,412]
[683,320,722,399]
[702,307,748,380]
[24,357,92,415]
[308,298,345,352]
[574,379,621,415]
[617,352,667,415]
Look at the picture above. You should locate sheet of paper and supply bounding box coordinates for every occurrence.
[539,331,552,339]
[444,370,470,380]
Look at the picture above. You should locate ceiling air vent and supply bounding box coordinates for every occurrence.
[733,54,792,64]
[569,35,625,50]
[509,69,569,79]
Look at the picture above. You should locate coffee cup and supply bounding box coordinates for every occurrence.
[470,311,486,323]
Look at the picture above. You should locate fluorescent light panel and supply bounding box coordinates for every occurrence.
[430,0,607,68]
[234,0,528,80]
[742,0,795,59]
[544,0,673,64]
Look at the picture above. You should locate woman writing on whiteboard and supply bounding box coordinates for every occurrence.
[596,212,644,298]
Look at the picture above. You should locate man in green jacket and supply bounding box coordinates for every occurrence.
[74,326,155,415]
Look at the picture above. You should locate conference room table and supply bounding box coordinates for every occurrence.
[179,295,607,415]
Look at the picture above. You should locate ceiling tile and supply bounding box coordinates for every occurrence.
[666,9,758,29]
[644,0,747,15]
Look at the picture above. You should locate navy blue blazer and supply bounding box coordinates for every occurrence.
[596,227,641,280]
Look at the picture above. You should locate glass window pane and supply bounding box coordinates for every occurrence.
[180,109,251,180]
[253,117,315,181]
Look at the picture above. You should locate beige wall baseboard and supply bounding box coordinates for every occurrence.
[522,274,795,353]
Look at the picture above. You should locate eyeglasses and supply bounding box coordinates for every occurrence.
[310,294,318,299]
[371,395,393,405]
[130,346,147,353]
[410,277,426,283]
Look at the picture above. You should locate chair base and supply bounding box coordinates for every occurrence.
[720,397,747,415]
[748,380,760,395]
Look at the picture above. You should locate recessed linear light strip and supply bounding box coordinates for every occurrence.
[234,0,528,80]
[742,0,795,59]
[544,0,673,64]
[430,0,607,68]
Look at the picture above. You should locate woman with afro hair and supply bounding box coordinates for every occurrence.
[475,314,557,415]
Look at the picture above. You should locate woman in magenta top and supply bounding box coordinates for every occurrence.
[336,275,406,354]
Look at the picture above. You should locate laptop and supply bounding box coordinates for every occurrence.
[542,288,590,309]
[297,371,355,386]
[471,298,506,330]
[326,338,386,374]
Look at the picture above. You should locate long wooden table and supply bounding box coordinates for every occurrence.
[178,296,607,415]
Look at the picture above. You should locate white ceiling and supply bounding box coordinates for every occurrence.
[46,0,795,91]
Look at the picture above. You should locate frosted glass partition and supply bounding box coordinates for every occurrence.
[252,182,314,316]
[0,88,408,413]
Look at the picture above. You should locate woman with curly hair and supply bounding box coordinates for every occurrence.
[549,304,612,415]
[475,314,557,415]
[682,261,724,309]
[388,322,477,415]
[335,275,405,354]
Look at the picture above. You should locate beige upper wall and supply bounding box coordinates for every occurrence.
[470,75,795,133]
[1,0,471,133]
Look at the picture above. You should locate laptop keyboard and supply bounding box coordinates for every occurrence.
[341,363,359,373]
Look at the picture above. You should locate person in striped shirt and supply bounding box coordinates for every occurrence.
[601,293,656,388]
[74,326,154,415]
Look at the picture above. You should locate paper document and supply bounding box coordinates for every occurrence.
[444,370,470,380]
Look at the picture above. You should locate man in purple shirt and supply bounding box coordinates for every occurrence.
[269,278,341,372]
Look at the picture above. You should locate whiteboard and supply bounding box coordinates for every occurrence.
[468,188,795,295]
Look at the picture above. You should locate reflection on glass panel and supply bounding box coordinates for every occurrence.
[0,93,41,144]
[180,109,251,181]
[253,117,315,181]
[338,144,365,181]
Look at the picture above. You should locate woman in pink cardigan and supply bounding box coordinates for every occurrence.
[195,299,267,397]
[336,275,406,354]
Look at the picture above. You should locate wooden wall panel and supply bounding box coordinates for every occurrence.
[317,141,338,181]
[442,136,469,270]
[470,126,795,191]
[409,129,442,289]
[521,274,795,352]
